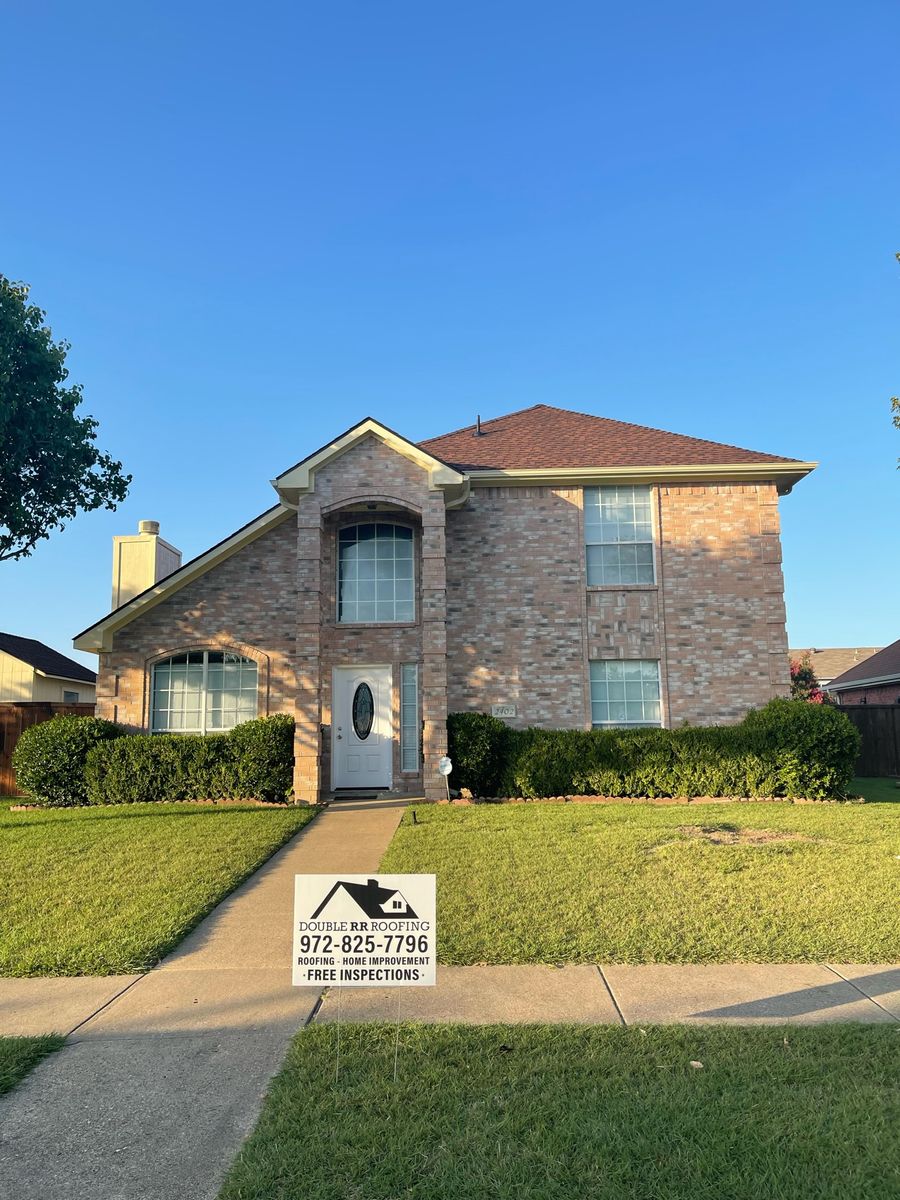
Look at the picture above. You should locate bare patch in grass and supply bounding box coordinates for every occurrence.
[674,824,816,846]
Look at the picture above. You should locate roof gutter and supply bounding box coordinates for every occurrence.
[828,671,900,692]
[464,461,817,495]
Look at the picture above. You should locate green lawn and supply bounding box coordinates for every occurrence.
[854,777,900,803]
[219,1023,900,1200]
[0,1035,65,1096]
[381,802,900,963]
[0,802,317,976]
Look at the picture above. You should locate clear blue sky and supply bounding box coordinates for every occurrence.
[2,1,898,669]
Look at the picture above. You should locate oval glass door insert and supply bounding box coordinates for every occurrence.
[352,682,374,739]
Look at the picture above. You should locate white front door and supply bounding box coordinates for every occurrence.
[332,666,392,790]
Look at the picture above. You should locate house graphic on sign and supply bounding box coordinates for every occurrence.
[311,878,419,921]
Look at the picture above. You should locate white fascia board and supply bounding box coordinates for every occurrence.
[465,461,817,495]
[34,670,96,686]
[73,506,294,654]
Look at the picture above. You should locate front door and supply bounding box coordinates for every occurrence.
[332,665,392,790]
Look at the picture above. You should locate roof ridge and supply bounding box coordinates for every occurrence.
[420,403,799,464]
[419,403,546,443]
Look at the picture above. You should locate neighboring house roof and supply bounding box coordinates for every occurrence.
[788,647,883,685]
[419,404,809,473]
[827,638,900,691]
[0,632,96,685]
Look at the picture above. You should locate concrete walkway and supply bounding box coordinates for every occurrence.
[316,962,900,1026]
[0,797,408,1200]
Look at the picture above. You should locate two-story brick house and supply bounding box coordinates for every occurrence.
[73,405,814,802]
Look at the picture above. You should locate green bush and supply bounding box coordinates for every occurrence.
[446,712,514,796]
[449,700,861,800]
[228,713,295,801]
[12,715,125,807]
[84,715,295,805]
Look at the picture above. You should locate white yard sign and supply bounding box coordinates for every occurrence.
[293,874,436,987]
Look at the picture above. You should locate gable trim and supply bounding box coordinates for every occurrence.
[73,505,295,654]
[271,418,467,505]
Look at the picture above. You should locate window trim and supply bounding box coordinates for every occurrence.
[335,521,416,626]
[584,485,657,588]
[150,650,258,735]
[589,659,662,728]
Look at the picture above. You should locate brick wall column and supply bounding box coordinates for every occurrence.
[758,484,790,696]
[421,493,448,801]
[294,499,323,803]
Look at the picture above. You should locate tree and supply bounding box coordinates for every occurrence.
[0,276,130,561]
[893,396,899,466]
[789,655,832,705]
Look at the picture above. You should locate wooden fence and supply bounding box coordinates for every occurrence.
[0,702,96,796]
[840,705,900,778]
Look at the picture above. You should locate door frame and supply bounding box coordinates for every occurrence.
[330,664,393,790]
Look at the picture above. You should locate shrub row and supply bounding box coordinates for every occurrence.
[448,699,861,800]
[13,714,295,806]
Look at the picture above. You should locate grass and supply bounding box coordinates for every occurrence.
[854,777,900,803]
[0,1035,65,1096]
[381,801,900,963]
[219,1023,900,1200]
[0,801,317,976]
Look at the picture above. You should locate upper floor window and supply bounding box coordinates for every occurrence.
[584,485,655,585]
[151,650,257,734]
[338,524,414,624]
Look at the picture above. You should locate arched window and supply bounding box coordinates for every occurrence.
[151,651,258,733]
[338,523,414,623]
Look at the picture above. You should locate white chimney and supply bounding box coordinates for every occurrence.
[111,521,183,609]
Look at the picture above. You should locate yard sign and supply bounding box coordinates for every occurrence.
[292,874,436,987]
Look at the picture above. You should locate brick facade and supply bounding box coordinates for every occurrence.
[93,431,793,803]
[837,685,900,706]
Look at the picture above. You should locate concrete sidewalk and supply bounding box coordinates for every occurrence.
[315,962,900,1026]
[0,797,408,1200]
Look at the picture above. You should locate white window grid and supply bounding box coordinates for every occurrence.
[338,523,415,624]
[151,651,258,734]
[590,660,661,727]
[584,485,655,586]
[400,663,419,772]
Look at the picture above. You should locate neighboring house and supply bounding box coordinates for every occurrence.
[0,633,96,704]
[73,405,815,802]
[788,647,882,690]
[827,638,900,706]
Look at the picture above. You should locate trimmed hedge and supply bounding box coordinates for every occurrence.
[447,700,861,800]
[12,715,125,807]
[84,714,295,804]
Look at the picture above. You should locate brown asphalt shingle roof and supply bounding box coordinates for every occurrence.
[788,647,883,684]
[828,637,900,689]
[419,404,801,472]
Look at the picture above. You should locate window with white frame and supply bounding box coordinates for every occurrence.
[151,651,258,733]
[400,663,419,771]
[590,660,661,727]
[338,523,414,624]
[584,485,655,585]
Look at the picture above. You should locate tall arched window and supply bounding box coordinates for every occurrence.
[338,523,414,623]
[151,651,258,733]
